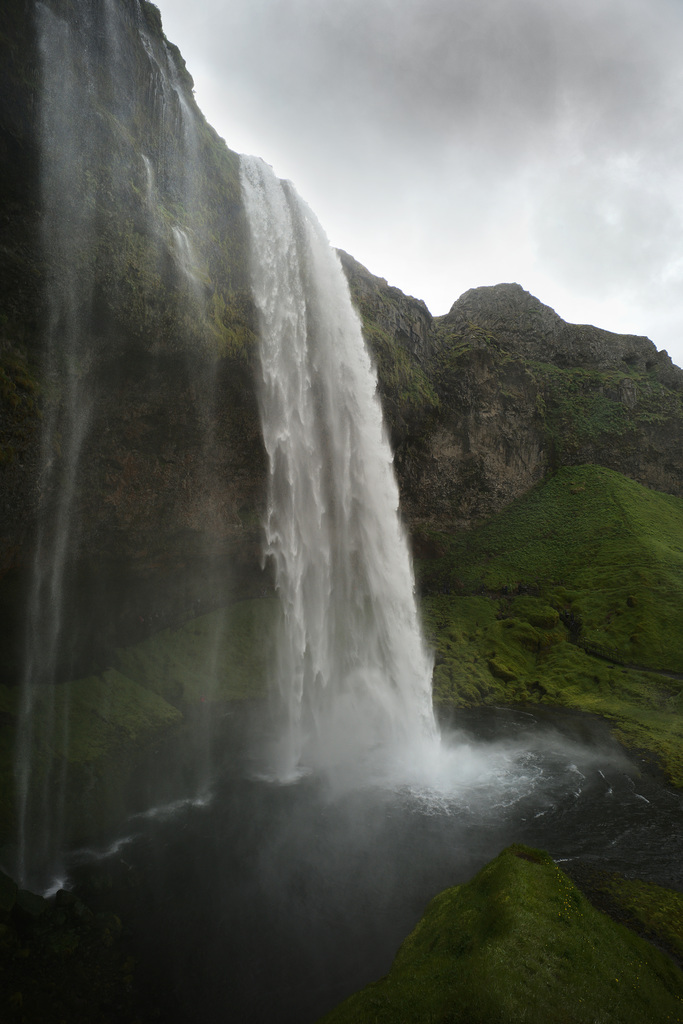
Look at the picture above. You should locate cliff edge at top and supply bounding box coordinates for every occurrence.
[342,262,683,528]
[444,283,682,388]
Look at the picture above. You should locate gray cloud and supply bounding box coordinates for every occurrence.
[159,0,683,365]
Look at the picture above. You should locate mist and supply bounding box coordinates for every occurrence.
[63,701,682,1023]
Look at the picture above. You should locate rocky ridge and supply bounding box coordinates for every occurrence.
[342,259,683,528]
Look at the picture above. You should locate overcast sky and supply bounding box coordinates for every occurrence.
[158,0,683,369]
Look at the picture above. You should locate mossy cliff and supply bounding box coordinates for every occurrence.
[3,0,683,682]
[337,249,440,452]
[0,0,266,686]
[317,844,683,1024]
[0,597,275,848]
[341,261,683,527]
[341,254,683,788]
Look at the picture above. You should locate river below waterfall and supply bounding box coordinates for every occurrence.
[62,705,683,1024]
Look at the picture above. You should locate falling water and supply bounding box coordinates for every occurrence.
[15,1,99,887]
[14,0,224,887]
[240,157,437,781]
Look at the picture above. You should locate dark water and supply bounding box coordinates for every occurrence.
[67,706,683,1024]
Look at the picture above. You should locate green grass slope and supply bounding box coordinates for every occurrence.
[417,465,683,784]
[113,598,276,707]
[568,865,683,966]
[0,598,275,845]
[317,844,683,1024]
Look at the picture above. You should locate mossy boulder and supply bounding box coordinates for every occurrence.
[317,844,683,1024]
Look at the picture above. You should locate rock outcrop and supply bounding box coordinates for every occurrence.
[444,282,682,383]
[341,260,683,528]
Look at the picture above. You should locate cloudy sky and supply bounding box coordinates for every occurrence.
[158,0,683,369]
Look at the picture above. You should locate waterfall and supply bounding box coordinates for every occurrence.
[240,156,437,781]
[14,0,224,888]
[15,1,99,888]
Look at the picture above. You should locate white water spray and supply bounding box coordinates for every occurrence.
[240,157,437,781]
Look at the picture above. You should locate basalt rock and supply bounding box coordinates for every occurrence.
[340,261,683,528]
[444,282,683,384]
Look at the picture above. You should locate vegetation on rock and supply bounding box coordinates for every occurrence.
[317,844,683,1024]
[567,862,683,968]
[0,869,139,1023]
[341,260,683,527]
[112,598,275,706]
[0,598,275,845]
[417,463,683,785]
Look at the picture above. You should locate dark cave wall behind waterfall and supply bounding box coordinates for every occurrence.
[0,0,266,683]
[2,0,683,686]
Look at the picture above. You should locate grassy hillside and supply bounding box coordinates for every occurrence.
[417,464,683,784]
[317,844,683,1024]
[0,599,275,845]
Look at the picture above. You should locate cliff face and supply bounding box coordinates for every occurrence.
[0,0,266,682]
[442,283,682,382]
[338,250,439,453]
[341,259,683,527]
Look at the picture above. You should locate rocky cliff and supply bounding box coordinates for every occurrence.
[0,0,265,682]
[343,259,683,529]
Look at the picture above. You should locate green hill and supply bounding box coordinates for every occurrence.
[317,844,683,1024]
[417,464,683,784]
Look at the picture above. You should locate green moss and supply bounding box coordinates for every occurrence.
[0,670,184,844]
[361,316,439,424]
[0,598,276,842]
[52,670,182,764]
[0,347,41,464]
[426,314,683,484]
[318,845,683,1024]
[113,598,277,706]
[599,876,683,963]
[418,465,683,784]
[529,362,683,460]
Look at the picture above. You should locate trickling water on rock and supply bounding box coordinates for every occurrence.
[15,0,100,888]
[13,0,239,889]
[240,156,436,781]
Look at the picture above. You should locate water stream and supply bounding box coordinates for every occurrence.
[240,156,436,781]
[15,1,99,886]
[15,0,224,887]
